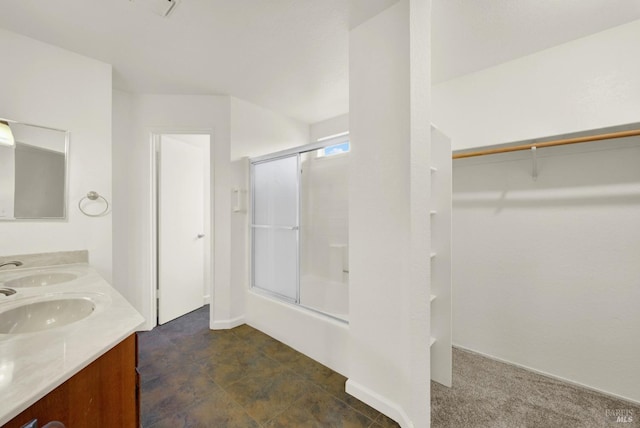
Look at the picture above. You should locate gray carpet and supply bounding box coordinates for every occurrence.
[431,348,639,428]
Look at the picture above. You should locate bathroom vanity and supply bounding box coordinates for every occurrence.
[3,335,137,428]
[0,254,144,427]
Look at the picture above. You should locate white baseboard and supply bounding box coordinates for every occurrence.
[211,315,245,330]
[453,343,640,406]
[203,294,211,305]
[345,379,413,428]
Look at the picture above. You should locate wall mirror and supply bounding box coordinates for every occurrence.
[0,119,69,220]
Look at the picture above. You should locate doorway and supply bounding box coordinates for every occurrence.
[151,133,212,325]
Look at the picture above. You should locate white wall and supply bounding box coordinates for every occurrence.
[230,97,309,160]
[227,157,249,328]
[112,92,231,330]
[0,29,113,278]
[348,1,431,426]
[452,139,640,403]
[433,17,640,404]
[309,113,349,142]
[112,90,133,294]
[433,19,640,151]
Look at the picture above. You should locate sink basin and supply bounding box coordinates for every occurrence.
[4,272,78,288]
[0,298,95,334]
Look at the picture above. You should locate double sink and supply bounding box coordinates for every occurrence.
[0,267,102,335]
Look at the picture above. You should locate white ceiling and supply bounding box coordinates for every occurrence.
[0,0,638,124]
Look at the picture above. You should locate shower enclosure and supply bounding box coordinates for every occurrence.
[251,137,349,321]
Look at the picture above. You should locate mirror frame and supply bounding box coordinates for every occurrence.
[0,118,70,221]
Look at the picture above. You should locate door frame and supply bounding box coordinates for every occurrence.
[149,129,214,328]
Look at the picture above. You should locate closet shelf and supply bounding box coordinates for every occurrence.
[429,125,452,387]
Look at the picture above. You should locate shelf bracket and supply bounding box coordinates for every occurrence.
[531,146,538,181]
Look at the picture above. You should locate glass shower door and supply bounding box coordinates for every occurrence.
[251,154,299,302]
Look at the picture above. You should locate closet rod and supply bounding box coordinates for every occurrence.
[452,129,640,160]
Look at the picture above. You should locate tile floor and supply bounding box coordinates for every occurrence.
[137,305,400,427]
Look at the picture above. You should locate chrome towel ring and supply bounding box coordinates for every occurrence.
[78,191,109,217]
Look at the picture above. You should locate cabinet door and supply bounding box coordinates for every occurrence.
[4,335,138,428]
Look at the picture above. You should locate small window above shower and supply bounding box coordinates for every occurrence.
[317,141,350,158]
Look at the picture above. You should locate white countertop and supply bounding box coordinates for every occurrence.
[0,263,145,426]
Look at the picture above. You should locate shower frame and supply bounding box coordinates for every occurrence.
[249,135,350,314]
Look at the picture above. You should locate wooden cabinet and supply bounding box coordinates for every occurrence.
[3,334,138,428]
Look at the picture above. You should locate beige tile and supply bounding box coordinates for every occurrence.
[285,354,381,420]
[341,396,382,422]
[148,389,260,428]
[375,412,401,427]
[266,386,374,428]
[140,308,392,428]
[137,333,186,381]
[141,369,219,427]
[225,367,312,423]
[232,323,280,349]
[260,339,301,364]
[196,349,282,387]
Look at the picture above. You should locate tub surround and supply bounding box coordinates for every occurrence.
[0,261,144,425]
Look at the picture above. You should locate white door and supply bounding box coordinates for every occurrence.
[158,135,205,324]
